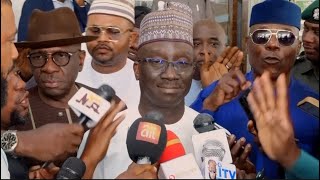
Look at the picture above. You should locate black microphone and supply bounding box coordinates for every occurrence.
[126,111,167,164]
[56,157,86,179]
[193,113,229,135]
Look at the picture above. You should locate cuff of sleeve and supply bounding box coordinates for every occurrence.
[286,150,319,179]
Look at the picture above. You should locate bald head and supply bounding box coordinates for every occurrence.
[194,19,227,46]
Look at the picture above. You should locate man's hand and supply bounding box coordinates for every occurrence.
[247,72,300,168]
[200,46,244,87]
[15,123,84,162]
[81,101,126,179]
[28,164,60,179]
[203,69,251,111]
[116,162,158,179]
[228,135,256,174]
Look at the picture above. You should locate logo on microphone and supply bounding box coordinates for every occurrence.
[136,122,161,144]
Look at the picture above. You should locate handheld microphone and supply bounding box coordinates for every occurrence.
[56,157,86,179]
[158,130,203,179]
[68,84,118,128]
[42,85,117,169]
[193,113,231,136]
[126,111,167,164]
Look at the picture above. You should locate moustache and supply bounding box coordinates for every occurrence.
[93,43,113,52]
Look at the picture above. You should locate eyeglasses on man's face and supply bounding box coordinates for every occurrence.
[27,50,80,68]
[250,29,298,46]
[139,57,195,74]
[85,25,132,42]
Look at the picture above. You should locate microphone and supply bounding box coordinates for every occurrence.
[126,111,167,164]
[193,113,231,136]
[56,157,86,179]
[158,130,203,179]
[68,84,117,129]
[42,85,118,169]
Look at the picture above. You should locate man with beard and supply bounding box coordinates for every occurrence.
[191,0,319,178]
[1,1,86,179]
[78,2,256,179]
[292,0,319,93]
[76,0,140,108]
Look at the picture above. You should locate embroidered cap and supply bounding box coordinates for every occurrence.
[250,0,301,30]
[88,0,135,24]
[302,0,319,23]
[138,2,193,49]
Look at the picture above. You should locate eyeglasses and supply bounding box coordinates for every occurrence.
[140,57,194,74]
[85,25,132,42]
[250,29,298,46]
[27,50,80,68]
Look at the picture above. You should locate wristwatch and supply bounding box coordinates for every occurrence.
[1,130,18,155]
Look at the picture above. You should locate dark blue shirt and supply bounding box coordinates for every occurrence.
[191,71,319,179]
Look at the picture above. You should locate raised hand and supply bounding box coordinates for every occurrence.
[247,72,300,168]
[200,46,244,87]
[80,100,126,179]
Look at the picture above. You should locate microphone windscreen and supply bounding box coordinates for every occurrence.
[126,113,167,164]
[56,157,86,179]
[97,84,115,102]
[158,130,186,163]
[193,113,216,133]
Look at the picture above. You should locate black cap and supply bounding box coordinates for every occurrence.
[56,157,86,179]
[126,112,167,164]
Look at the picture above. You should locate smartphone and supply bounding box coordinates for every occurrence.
[297,97,319,118]
[238,88,257,132]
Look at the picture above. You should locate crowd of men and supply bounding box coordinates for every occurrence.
[1,0,319,179]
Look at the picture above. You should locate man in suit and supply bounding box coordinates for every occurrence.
[18,0,90,41]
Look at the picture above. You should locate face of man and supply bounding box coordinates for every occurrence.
[1,4,18,78]
[247,24,300,80]
[135,41,194,107]
[193,20,226,80]
[1,67,29,129]
[302,21,319,63]
[30,45,85,99]
[86,14,135,68]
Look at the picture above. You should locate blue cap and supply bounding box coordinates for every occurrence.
[250,0,301,29]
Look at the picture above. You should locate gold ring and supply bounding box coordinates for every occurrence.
[226,64,231,70]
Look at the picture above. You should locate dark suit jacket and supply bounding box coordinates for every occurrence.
[18,0,90,41]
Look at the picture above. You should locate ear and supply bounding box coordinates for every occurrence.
[296,40,302,56]
[133,61,141,80]
[78,50,86,72]
[129,29,139,48]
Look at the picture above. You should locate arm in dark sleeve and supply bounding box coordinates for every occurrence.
[73,1,90,32]
[190,80,219,112]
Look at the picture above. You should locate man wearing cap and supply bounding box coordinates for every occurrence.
[191,0,319,178]
[14,7,98,131]
[152,0,216,23]
[77,2,255,179]
[292,0,319,93]
[18,0,90,42]
[76,0,140,108]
